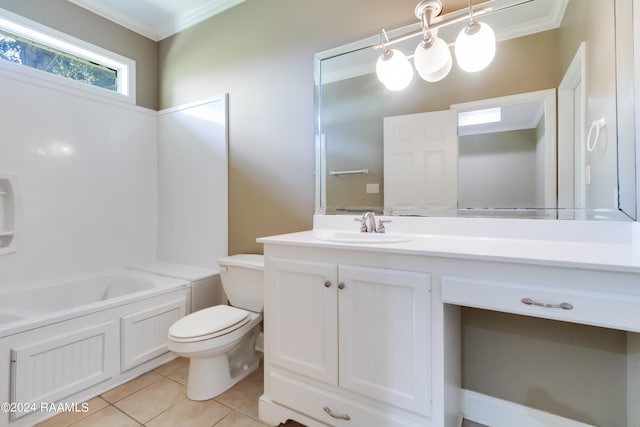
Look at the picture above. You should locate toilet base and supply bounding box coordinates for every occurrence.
[184,322,261,401]
[186,354,260,400]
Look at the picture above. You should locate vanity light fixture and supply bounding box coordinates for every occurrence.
[375,0,497,90]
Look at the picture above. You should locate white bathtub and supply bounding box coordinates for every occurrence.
[0,270,192,427]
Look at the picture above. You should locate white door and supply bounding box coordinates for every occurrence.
[384,110,458,213]
[267,257,338,385]
[338,265,432,417]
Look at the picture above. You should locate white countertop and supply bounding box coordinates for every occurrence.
[257,216,640,274]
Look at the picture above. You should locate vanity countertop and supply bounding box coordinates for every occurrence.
[258,216,640,274]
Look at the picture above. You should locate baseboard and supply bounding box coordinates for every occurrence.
[462,389,595,427]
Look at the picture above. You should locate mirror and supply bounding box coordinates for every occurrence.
[315,0,637,220]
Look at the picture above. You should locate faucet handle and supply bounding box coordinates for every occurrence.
[377,219,392,233]
[354,216,367,232]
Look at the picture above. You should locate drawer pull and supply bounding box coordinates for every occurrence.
[324,280,332,288]
[521,297,573,310]
[323,406,351,421]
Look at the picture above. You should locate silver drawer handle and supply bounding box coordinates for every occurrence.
[323,406,351,421]
[521,297,573,310]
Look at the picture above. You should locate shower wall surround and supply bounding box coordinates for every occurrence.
[0,69,158,287]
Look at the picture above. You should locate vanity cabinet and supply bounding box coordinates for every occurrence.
[262,252,433,427]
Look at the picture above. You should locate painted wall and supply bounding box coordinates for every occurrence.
[462,308,627,426]
[559,0,618,209]
[0,70,158,288]
[0,0,159,110]
[458,129,537,208]
[158,0,423,254]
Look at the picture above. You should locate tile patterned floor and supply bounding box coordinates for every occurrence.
[35,357,304,427]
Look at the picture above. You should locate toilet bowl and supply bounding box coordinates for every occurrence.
[167,254,264,401]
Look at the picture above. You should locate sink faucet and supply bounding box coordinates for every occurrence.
[355,211,389,233]
[363,211,377,233]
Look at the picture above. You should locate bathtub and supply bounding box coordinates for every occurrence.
[0,270,192,427]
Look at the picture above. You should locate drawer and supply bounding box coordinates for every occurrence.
[441,276,640,332]
[270,372,429,427]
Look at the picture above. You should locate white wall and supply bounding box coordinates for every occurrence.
[0,68,158,288]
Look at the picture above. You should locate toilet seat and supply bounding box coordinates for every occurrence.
[169,305,250,343]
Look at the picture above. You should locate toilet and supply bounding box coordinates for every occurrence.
[167,254,264,401]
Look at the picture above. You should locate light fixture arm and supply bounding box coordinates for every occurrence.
[466,0,475,25]
[415,0,442,46]
[375,0,534,51]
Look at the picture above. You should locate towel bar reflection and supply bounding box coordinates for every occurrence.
[329,169,369,176]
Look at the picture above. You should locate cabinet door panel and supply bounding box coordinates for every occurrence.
[268,257,338,385]
[338,265,432,417]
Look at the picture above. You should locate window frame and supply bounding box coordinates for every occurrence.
[0,8,136,104]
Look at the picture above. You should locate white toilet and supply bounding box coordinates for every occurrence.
[167,254,264,401]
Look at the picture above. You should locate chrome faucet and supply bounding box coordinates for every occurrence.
[363,211,377,233]
[355,211,390,233]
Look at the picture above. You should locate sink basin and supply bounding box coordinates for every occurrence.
[312,230,411,244]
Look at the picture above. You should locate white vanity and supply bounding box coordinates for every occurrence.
[258,215,640,427]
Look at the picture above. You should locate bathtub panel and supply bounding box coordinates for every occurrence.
[120,298,186,372]
[10,322,115,420]
[0,274,189,427]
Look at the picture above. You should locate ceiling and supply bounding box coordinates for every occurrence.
[67,0,247,41]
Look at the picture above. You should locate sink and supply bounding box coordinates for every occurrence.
[312,230,412,244]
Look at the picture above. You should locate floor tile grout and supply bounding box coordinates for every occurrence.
[37,356,292,427]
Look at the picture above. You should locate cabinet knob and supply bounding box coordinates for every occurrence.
[324,280,332,288]
[338,282,345,290]
[323,406,351,420]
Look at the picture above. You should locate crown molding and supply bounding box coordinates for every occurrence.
[67,0,246,41]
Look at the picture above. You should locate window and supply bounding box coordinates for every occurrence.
[0,8,135,102]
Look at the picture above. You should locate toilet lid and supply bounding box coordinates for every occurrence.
[169,305,249,340]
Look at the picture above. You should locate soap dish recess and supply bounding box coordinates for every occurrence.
[0,173,19,255]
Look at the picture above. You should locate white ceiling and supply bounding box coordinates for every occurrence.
[67,0,247,41]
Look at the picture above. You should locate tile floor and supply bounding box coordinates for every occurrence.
[35,357,304,427]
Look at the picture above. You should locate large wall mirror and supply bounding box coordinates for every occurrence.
[315,0,637,220]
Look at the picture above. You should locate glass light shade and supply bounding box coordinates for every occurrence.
[376,48,413,91]
[414,36,452,82]
[454,21,496,72]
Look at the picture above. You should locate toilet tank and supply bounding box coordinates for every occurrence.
[217,254,264,312]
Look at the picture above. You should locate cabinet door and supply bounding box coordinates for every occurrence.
[268,257,338,385]
[338,265,432,417]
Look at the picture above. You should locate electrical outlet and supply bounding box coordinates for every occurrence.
[366,183,379,194]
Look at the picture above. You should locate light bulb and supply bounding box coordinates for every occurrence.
[376,48,413,91]
[454,21,496,72]
[414,36,452,82]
